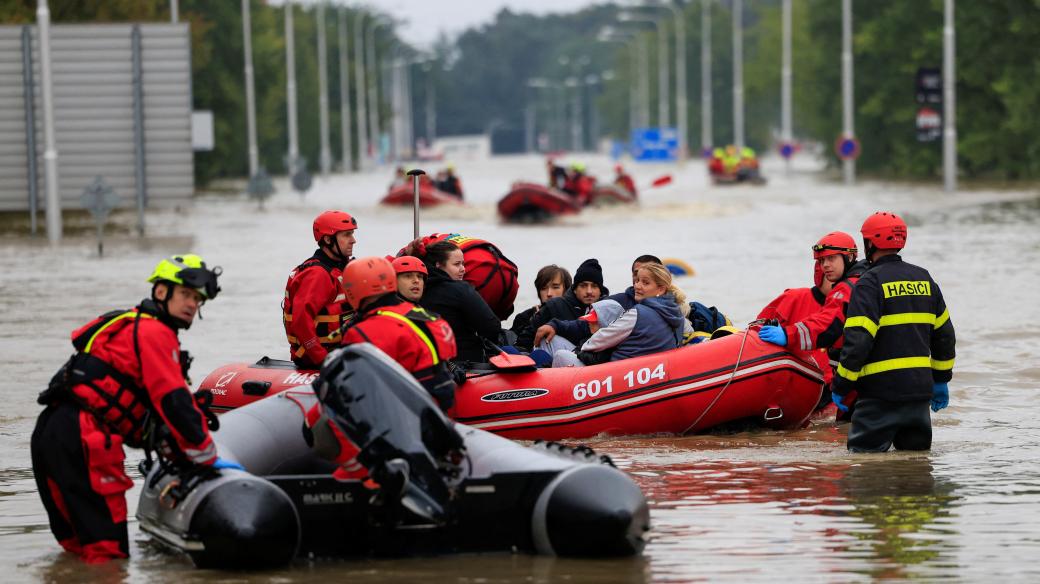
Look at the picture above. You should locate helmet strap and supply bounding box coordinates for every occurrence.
[321,234,348,264]
[150,282,192,330]
[863,240,879,264]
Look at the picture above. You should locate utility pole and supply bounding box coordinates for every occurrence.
[241,0,258,177]
[943,0,957,192]
[316,2,331,178]
[669,3,687,161]
[637,36,650,128]
[425,64,436,145]
[38,0,61,243]
[284,2,299,173]
[656,19,668,128]
[366,21,381,165]
[338,8,352,172]
[353,13,367,168]
[732,0,744,149]
[781,0,792,174]
[842,0,855,185]
[701,0,713,154]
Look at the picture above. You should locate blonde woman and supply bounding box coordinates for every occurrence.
[552,263,688,367]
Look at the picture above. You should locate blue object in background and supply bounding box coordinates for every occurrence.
[631,127,678,162]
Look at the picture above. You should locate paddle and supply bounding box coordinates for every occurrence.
[482,338,536,370]
[648,174,672,188]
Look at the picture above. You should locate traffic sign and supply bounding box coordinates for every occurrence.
[915,67,942,105]
[630,127,678,162]
[779,142,795,159]
[916,107,942,142]
[834,135,861,161]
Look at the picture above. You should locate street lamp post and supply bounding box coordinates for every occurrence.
[841,0,855,184]
[241,0,259,177]
[366,19,390,165]
[285,2,300,174]
[618,12,668,129]
[701,0,713,154]
[338,8,352,172]
[353,13,368,168]
[631,2,689,161]
[732,0,744,149]
[316,2,331,177]
[597,28,641,139]
[424,63,436,146]
[943,0,956,192]
[781,0,792,174]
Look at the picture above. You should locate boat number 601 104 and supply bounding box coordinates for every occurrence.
[572,364,667,401]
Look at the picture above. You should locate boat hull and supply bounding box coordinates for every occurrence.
[200,332,823,440]
[381,183,462,206]
[497,182,581,223]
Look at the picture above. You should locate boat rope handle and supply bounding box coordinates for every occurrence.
[681,326,754,435]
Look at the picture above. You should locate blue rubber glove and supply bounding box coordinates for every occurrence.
[212,457,245,471]
[931,382,949,412]
[832,391,849,412]
[758,325,787,347]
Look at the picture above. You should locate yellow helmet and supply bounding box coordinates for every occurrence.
[147,254,222,300]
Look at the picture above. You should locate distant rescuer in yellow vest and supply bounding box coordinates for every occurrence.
[832,211,956,452]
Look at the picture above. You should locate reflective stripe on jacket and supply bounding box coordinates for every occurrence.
[283,250,352,366]
[834,254,956,401]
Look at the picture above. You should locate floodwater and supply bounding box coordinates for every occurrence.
[2,153,1039,582]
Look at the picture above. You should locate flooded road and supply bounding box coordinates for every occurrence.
[2,154,1039,581]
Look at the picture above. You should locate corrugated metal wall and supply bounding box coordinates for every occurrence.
[0,23,192,213]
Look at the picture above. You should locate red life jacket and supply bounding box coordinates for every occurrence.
[412,233,519,321]
[283,255,352,365]
[758,286,832,383]
[344,300,457,377]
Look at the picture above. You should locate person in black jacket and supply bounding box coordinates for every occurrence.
[833,211,956,453]
[529,258,607,349]
[511,264,572,352]
[419,241,501,363]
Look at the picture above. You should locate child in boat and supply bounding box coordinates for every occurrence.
[551,263,688,367]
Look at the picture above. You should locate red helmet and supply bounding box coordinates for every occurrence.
[860,211,907,250]
[392,256,428,277]
[312,210,357,242]
[812,231,858,260]
[342,256,395,310]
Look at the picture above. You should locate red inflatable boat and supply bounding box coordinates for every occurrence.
[588,184,637,206]
[380,183,463,207]
[198,331,824,440]
[497,182,582,223]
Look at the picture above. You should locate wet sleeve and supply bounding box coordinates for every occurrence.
[551,318,592,346]
[582,310,637,352]
[139,326,215,464]
[792,282,852,351]
[834,275,881,395]
[930,281,956,382]
[290,270,335,364]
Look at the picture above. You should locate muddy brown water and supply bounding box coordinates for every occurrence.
[2,155,1039,582]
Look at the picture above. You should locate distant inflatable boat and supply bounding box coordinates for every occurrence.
[140,345,648,569]
[497,182,582,223]
[380,183,463,207]
[200,330,824,440]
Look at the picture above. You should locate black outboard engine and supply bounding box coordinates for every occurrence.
[314,344,464,523]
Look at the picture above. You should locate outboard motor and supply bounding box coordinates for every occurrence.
[314,344,464,523]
